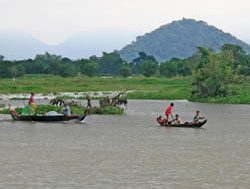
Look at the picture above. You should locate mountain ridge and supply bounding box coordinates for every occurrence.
[1,18,250,61]
[119,18,250,62]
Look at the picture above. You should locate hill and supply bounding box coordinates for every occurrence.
[0,31,49,60]
[0,31,136,60]
[119,18,250,62]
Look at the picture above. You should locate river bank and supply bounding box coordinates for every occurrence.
[0,75,250,104]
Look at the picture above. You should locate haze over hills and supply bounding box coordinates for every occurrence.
[0,31,136,60]
[1,18,250,61]
[0,31,49,60]
[119,18,250,62]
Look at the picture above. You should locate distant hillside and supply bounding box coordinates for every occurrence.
[0,31,136,60]
[0,31,49,60]
[119,18,250,62]
[52,32,136,59]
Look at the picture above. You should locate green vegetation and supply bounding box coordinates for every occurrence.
[0,73,250,104]
[0,75,191,99]
[0,104,124,115]
[190,78,250,104]
[1,31,250,104]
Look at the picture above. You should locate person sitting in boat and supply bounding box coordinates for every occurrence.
[62,103,71,116]
[193,111,204,123]
[8,104,19,116]
[173,114,181,124]
[157,115,167,125]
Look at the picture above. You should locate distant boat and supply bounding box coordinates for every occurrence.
[157,118,207,128]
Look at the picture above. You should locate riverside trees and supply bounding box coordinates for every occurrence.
[1,44,250,100]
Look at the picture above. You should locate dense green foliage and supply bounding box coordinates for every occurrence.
[0,51,127,78]
[0,50,193,78]
[0,104,124,115]
[119,18,250,62]
[191,45,250,98]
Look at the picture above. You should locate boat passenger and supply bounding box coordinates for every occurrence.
[165,102,174,122]
[8,104,19,116]
[62,104,71,116]
[86,95,92,109]
[193,111,204,123]
[173,114,181,124]
[28,92,35,104]
[157,116,167,125]
[28,92,38,111]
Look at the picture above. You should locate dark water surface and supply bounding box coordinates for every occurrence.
[0,100,249,189]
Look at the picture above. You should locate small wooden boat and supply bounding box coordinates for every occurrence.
[10,111,80,122]
[157,117,207,128]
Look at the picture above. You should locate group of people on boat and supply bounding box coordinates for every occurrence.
[9,92,91,120]
[157,102,205,126]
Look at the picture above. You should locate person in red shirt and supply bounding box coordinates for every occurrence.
[28,92,35,104]
[28,92,37,112]
[157,115,167,126]
[165,102,174,122]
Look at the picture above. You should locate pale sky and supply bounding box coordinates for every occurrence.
[1,0,250,44]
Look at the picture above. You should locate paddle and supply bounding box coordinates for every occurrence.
[77,109,89,122]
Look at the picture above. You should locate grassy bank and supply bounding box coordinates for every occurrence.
[189,80,250,104]
[0,75,250,104]
[0,75,191,100]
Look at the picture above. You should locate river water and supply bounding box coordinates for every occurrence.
[0,100,249,189]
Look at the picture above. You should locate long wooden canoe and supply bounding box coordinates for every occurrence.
[157,118,207,128]
[10,111,80,122]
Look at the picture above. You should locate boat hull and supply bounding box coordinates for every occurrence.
[11,112,79,122]
[157,118,207,128]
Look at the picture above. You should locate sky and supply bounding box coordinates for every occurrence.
[1,0,250,45]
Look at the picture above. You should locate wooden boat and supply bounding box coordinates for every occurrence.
[157,117,207,128]
[10,111,80,122]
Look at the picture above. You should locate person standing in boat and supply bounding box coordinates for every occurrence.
[28,92,35,104]
[165,102,174,123]
[86,95,92,109]
[193,111,204,123]
[28,92,38,113]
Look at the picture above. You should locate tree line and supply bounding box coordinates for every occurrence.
[0,51,192,78]
[1,44,250,98]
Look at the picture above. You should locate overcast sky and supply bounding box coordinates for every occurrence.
[1,0,250,44]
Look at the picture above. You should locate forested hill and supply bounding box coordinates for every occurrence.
[119,18,250,62]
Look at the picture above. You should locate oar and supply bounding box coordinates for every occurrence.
[78,114,87,122]
[77,109,89,122]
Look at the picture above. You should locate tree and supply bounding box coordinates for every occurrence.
[99,51,124,75]
[79,59,99,77]
[192,50,234,97]
[0,55,4,61]
[221,44,248,75]
[119,63,132,77]
[140,60,158,77]
[6,64,25,78]
[130,52,157,74]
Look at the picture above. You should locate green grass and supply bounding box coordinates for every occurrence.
[0,75,191,100]
[0,75,250,104]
